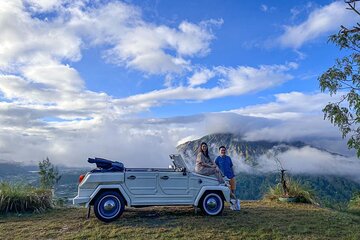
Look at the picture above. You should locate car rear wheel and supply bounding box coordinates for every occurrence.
[200,192,224,216]
[93,191,125,222]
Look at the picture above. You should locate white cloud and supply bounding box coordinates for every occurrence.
[230,91,334,119]
[25,0,64,12]
[0,99,354,175]
[103,20,218,74]
[289,2,315,22]
[188,68,215,87]
[118,62,297,110]
[0,1,225,125]
[0,0,295,126]
[260,4,275,13]
[260,4,268,12]
[0,114,203,167]
[227,91,351,155]
[0,0,221,167]
[0,1,218,75]
[278,1,358,48]
[0,2,83,70]
[256,146,360,182]
[22,64,84,92]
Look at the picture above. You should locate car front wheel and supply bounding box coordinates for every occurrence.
[200,192,224,216]
[93,191,125,222]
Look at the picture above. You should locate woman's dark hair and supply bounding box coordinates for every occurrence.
[199,142,210,158]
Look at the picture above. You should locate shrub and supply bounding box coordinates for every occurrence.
[53,197,67,207]
[0,182,52,214]
[348,192,360,211]
[38,157,61,190]
[264,179,317,204]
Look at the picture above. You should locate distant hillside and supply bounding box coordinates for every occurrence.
[2,145,359,208]
[236,173,360,208]
[0,160,86,199]
[177,133,360,208]
[0,160,38,176]
[177,133,341,168]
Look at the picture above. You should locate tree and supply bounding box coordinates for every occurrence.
[38,157,61,190]
[267,147,289,196]
[319,0,360,157]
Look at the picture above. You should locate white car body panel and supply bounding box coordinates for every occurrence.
[73,154,230,208]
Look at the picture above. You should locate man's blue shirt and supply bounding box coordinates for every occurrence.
[215,155,235,179]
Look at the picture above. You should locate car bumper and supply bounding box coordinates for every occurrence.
[73,196,90,205]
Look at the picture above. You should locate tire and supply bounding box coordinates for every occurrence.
[200,192,224,216]
[93,191,125,222]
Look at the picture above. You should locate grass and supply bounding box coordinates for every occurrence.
[348,192,360,215]
[264,180,317,204]
[0,182,52,214]
[1,201,360,240]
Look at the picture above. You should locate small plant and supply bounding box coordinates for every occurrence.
[266,147,290,195]
[0,182,52,214]
[53,197,67,207]
[264,179,317,204]
[38,157,61,190]
[348,192,360,211]
[264,147,317,204]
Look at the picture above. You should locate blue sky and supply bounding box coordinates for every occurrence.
[1,0,360,173]
[68,0,350,117]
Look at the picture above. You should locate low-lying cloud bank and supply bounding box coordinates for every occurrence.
[255,146,360,182]
[2,106,360,183]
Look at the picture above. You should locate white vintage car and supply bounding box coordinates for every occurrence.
[73,154,231,222]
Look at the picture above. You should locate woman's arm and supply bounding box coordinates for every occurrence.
[196,153,215,168]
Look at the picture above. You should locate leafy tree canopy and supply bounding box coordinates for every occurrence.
[38,157,61,189]
[319,0,360,157]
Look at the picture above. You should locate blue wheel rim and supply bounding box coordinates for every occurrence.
[204,194,222,214]
[98,195,121,219]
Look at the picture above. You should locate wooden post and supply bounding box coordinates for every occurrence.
[87,206,91,219]
[281,169,289,196]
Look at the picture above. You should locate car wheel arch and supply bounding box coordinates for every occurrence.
[90,188,128,206]
[199,190,225,203]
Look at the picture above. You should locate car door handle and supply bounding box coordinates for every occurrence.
[160,176,169,180]
[127,175,136,180]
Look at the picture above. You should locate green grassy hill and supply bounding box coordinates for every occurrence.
[1,201,359,240]
[236,173,360,208]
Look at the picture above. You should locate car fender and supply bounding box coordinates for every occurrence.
[86,184,131,208]
[194,185,231,207]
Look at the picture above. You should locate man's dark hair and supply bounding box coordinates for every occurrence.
[219,146,226,150]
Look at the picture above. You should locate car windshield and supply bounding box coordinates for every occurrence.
[169,154,188,171]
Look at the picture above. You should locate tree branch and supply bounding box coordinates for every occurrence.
[346,0,360,16]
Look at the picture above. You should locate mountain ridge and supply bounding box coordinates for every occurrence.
[177,133,345,168]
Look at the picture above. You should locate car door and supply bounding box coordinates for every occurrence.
[158,171,188,195]
[124,171,158,205]
[157,170,193,204]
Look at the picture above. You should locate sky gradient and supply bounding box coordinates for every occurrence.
[1,0,360,175]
